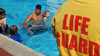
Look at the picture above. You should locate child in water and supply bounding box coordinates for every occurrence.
[42,10,50,25]
[9,25,22,42]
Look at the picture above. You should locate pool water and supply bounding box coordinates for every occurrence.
[0,0,66,56]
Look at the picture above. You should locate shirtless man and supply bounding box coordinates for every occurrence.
[23,5,43,28]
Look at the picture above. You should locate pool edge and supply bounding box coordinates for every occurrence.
[0,34,45,56]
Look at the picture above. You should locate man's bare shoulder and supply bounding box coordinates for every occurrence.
[29,12,35,17]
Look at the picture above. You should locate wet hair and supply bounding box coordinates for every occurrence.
[28,23,33,27]
[0,8,5,15]
[9,25,18,36]
[45,10,49,14]
[36,5,42,9]
[43,10,50,17]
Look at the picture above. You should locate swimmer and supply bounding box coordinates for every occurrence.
[9,25,22,42]
[23,4,43,28]
[27,10,50,34]
[42,10,50,25]
[28,10,51,28]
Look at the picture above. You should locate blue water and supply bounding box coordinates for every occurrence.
[0,0,66,56]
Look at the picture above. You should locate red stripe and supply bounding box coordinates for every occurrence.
[0,48,12,56]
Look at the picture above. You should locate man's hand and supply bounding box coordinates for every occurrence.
[23,24,27,28]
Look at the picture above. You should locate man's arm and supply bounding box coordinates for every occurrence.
[23,13,33,27]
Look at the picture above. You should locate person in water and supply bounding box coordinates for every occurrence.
[0,8,9,35]
[28,10,50,27]
[9,25,22,42]
[42,10,50,25]
[23,4,43,28]
[27,10,51,35]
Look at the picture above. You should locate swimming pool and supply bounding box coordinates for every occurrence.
[0,0,66,56]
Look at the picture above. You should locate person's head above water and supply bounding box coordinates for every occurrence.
[35,4,42,15]
[36,4,42,9]
[0,8,5,20]
[9,25,18,36]
[44,10,50,18]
